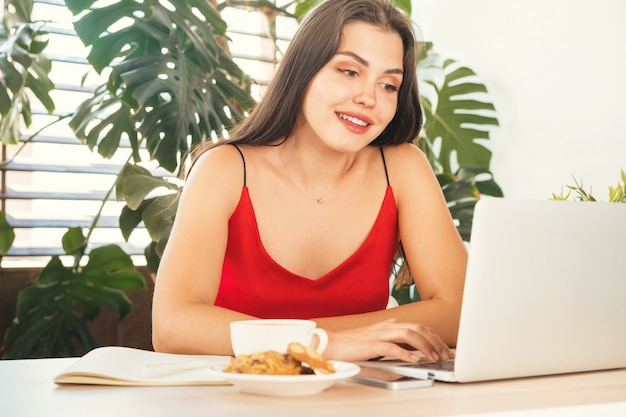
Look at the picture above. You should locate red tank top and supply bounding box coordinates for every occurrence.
[214,147,399,319]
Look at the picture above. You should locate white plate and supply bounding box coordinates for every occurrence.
[208,361,360,396]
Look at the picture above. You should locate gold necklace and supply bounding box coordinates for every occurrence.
[282,149,343,204]
[290,179,329,204]
[286,168,336,204]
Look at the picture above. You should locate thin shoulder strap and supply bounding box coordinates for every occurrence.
[230,143,247,186]
[379,147,390,186]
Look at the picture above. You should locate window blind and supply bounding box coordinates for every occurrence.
[1,0,294,267]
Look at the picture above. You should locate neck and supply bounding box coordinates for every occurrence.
[279,136,358,203]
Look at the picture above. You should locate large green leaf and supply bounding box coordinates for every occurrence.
[141,193,178,243]
[68,84,141,161]
[391,0,412,15]
[421,58,499,173]
[291,0,411,19]
[116,164,179,209]
[144,241,162,275]
[3,244,146,359]
[120,192,177,250]
[0,23,54,144]
[67,0,253,171]
[61,226,88,259]
[293,0,321,19]
[2,0,33,29]
[67,0,227,40]
[117,165,178,256]
[0,211,15,255]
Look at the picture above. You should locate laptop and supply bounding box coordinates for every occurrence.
[360,197,626,383]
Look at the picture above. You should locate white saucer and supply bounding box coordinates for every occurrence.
[208,361,360,396]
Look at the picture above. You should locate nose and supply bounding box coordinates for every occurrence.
[353,81,376,107]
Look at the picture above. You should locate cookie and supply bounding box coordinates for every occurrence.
[223,350,303,375]
[287,342,335,374]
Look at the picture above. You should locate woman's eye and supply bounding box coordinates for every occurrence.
[381,83,399,93]
[339,68,358,77]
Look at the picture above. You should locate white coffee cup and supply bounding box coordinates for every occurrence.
[230,319,328,356]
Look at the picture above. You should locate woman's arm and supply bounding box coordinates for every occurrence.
[392,142,467,344]
[151,145,255,355]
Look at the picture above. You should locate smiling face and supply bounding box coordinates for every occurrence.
[298,22,404,153]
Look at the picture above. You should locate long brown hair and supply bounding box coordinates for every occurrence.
[192,0,422,159]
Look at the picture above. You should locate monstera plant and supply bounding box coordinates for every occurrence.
[1,0,254,358]
[1,0,500,357]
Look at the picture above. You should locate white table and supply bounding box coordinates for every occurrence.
[2,357,626,417]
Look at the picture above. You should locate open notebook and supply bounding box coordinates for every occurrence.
[360,197,626,383]
[54,346,231,386]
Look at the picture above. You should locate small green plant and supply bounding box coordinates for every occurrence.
[551,169,626,203]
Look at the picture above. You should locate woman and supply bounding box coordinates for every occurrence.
[152,0,467,363]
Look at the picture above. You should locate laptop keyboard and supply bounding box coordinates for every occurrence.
[403,359,455,372]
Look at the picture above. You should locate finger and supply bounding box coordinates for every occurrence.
[375,342,422,363]
[423,327,454,360]
[387,324,452,361]
[373,325,441,361]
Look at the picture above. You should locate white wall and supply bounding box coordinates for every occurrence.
[412,0,626,200]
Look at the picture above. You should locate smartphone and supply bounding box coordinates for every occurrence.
[348,366,434,390]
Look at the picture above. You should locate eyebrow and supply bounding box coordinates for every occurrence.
[336,51,404,75]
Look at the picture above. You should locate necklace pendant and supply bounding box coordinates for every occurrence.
[317,198,324,204]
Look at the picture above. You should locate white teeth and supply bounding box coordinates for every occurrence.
[338,113,368,127]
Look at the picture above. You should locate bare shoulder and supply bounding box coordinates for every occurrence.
[182,143,245,211]
[380,142,449,215]
[190,143,244,177]
[381,142,435,183]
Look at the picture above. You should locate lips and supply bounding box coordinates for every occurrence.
[337,112,370,128]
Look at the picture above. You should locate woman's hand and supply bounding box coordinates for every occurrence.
[322,319,454,363]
